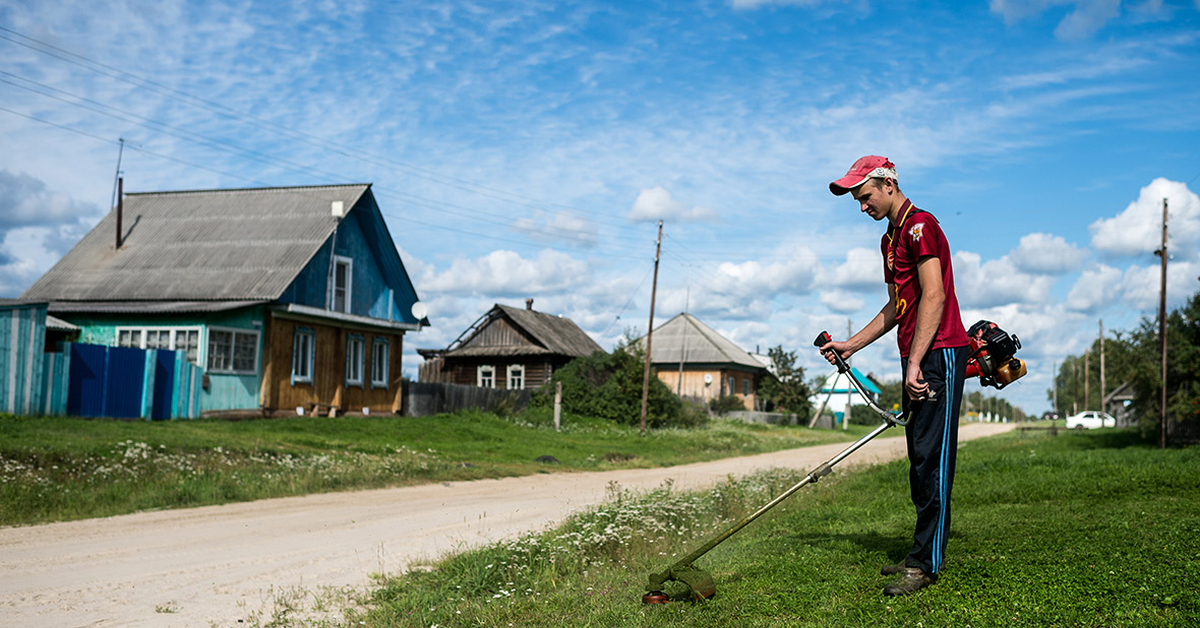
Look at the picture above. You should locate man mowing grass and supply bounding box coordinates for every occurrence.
[820,156,969,596]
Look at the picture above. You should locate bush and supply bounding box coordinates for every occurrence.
[708,395,746,416]
[531,348,703,429]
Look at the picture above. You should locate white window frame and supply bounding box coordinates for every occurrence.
[507,364,525,390]
[291,327,315,385]
[743,378,750,396]
[346,334,365,387]
[371,337,390,389]
[477,364,495,388]
[332,255,353,313]
[207,327,260,375]
[115,326,202,364]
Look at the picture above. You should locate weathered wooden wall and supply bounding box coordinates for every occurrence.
[263,314,404,415]
[403,381,531,417]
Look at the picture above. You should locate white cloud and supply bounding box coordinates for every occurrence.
[709,249,821,296]
[626,187,718,223]
[988,0,1123,39]
[422,249,591,296]
[1064,264,1123,312]
[510,211,598,248]
[954,251,1056,308]
[1010,232,1087,274]
[0,169,102,231]
[1116,260,1200,312]
[1089,178,1200,259]
[824,246,883,290]
[819,290,866,314]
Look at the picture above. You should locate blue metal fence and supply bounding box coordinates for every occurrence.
[0,302,47,415]
[65,343,202,419]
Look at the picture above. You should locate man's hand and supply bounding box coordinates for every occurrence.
[819,340,854,366]
[905,361,929,400]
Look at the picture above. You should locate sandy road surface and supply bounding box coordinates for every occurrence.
[0,422,1015,627]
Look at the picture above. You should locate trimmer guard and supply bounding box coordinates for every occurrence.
[646,563,716,601]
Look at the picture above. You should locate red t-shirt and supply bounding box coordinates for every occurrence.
[880,200,968,358]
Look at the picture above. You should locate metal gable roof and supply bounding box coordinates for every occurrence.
[22,184,371,303]
[639,313,765,370]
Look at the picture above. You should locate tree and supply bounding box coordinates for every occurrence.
[757,345,813,423]
[532,343,703,429]
[1127,290,1200,441]
[1047,333,1138,416]
[1048,289,1200,443]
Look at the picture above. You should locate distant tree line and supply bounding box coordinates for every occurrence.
[1049,288,1199,442]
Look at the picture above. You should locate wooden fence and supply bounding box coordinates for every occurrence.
[403,381,531,417]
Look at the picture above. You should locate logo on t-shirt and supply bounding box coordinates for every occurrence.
[909,222,925,241]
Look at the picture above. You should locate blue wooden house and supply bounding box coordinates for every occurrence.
[22,184,427,417]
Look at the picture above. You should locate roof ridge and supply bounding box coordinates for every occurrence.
[125,183,372,196]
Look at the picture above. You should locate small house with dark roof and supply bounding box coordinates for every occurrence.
[22,184,427,416]
[417,300,603,389]
[634,312,770,410]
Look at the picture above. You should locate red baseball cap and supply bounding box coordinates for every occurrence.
[829,156,898,196]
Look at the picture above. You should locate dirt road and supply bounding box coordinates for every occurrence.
[0,422,1015,627]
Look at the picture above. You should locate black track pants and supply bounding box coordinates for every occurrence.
[900,345,968,575]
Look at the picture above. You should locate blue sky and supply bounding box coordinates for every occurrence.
[2,0,1198,415]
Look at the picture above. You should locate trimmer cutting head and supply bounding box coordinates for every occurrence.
[643,564,716,603]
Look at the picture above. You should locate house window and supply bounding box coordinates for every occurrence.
[743,378,750,396]
[292,327,315,384]
[346,334,365,387]
[508,364,525,390]
[207,328,259,374]
[728,376,735,395]
[332,255,352,313]
[371,337,390,388]
[116,327,202,364]
[478,365,495,388]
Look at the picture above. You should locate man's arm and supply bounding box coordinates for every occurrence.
[821,284,899,363]
[905,255,945,399]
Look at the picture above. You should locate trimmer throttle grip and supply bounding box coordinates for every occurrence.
[814,331,851,374]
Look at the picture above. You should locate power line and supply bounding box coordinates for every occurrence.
[0,28,862,265]
[0,26,636,231]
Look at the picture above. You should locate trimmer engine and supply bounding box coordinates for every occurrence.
[964,320,1027,389]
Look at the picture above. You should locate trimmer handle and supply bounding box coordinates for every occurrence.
[814,331,851,374]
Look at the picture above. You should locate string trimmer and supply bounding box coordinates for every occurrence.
[641,322,1027,604]
[641,331,911,604]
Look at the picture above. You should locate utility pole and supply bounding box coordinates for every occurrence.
[844,319,852,431]
[1099,320,1106,416]
[1052,360,1058,418]
[640,220,663,434]
[677,286,689,396]
[1072,360,1078,415]
[1084,350,1090,411]
[1155,198,1169,448]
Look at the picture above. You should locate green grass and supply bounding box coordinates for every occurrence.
[0,409,870,525]
[353,428,1199,628]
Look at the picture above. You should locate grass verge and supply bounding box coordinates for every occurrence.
[351,428,1198,628]
[0,410,869,526]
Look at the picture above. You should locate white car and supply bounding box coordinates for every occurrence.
[1065,410,1116,429]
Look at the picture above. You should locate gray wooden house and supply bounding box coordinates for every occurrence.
[634,312,770,410]
[417,300,603,389]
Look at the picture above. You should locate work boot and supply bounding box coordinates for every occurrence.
[883,567,935,596]
[880,562,906,576]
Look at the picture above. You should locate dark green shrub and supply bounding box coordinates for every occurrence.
[532,348,699,429]
[708,394,746,416]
